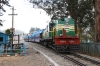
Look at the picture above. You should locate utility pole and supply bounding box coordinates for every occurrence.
[8,6,17,45]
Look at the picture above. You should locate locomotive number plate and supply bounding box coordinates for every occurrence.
[60,40,66,43]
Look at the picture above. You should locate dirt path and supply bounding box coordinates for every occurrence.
[0,46,54,66]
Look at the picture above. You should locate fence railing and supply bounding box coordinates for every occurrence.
[0,43,26,57]
[80,43,100,57]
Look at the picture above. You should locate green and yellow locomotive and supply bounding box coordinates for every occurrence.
[40,17,80,52]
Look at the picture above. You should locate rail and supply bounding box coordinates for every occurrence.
[60,54,86,66]
[71,52,100,65]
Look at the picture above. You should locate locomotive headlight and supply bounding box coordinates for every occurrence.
[60,34,63,36]
[75,34,78,37]
[64,28,66,30]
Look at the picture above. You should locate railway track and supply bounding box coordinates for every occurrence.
[54,51,100,66]
[36,43,89,66]
[55,52,100,66]
[29,42,100,66]
[59,54,87,66]
[71,52,100,65]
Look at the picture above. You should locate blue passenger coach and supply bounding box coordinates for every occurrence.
[23,35,29,42]
[26,29,44,43]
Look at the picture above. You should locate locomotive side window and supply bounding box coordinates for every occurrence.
[0,37,3,41]
[49,23,52,31]
[47,26,48,32]
[61,18,64,21]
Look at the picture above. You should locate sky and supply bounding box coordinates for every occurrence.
[0,0,51,33]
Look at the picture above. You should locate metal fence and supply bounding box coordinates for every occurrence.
[80,43,100,57]
[0,35,26,57]
[0,43,26,57]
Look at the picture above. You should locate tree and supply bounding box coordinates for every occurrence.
[0,0,11,26]
[0,19,3,26]
[29,0,94,35]
[0,0,10,13]
[5,29,10,35]
[93,0,100,42]
[5,29,12,38]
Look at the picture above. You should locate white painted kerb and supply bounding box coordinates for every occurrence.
[33,48,59,66]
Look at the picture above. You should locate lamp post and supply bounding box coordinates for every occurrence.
[8,6,17,45]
